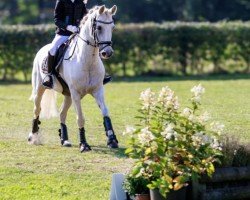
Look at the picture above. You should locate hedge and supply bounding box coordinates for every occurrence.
[1,22,250,80]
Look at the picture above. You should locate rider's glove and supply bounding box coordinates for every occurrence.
[66,25,79,33]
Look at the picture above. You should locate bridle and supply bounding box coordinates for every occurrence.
[77,16,114,52]
[64,15,115,60]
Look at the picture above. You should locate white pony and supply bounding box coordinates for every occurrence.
[28,5,119,152]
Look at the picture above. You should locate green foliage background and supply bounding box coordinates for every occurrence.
[1,0,250,24]
[1,22,250,80]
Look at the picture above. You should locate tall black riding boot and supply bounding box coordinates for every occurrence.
[42,52,55,89]
[103,74,112,85]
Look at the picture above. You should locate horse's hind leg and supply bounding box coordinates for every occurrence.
[58,95,72,147]
[92,87,118,149]
[28,85,45,145]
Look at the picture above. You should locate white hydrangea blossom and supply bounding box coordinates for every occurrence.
[123,126,136,136]
[192,132,222,150]
[191,84,205,103]
[210,122,225,135]
[161,123,178,140]
[199,111,211,124]
[182,108,196,122]
[192,132,212,145]
[138,127,155,145]
[139,88,156,110]
[210,138,222,151]
[182,108,192,118]
[158,86,179,110]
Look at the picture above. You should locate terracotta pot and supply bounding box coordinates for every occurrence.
[135,194,151,200]
[150,188,187,200]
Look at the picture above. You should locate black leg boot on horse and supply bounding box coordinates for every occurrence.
[28,116,42,145]
[103,116,119,148]
[58,123,72,147]
[79,128,91,153]
[42,52,55,89]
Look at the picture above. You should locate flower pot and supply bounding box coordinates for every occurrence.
[150,187,187,200]
[135,194,151,200]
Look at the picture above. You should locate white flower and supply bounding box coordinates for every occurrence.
[182,108,192,118]
[192,132,222,151]
[123,126,136,136]
[138,127,155,145]
[192,132,211,145]
[191,84,205,96]
[139,88,156,110]
[191,84,205,103]
[188,114,196,122]
[210,122,225,135]
[199,111,211,124]
[210,138,222,151]
[161,123,178,140]
[158,86,179,111]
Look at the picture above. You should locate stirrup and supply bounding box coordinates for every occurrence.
[42,74,53,89]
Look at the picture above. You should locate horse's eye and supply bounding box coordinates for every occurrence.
[97,26,102,31]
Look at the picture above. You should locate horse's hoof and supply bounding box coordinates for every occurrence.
[79,143,91,153]
[28,132,42,145]
[108,140,119,149]
[62,140,72,147]
[28,136,32,142]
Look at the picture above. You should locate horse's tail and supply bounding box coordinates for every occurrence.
[30,50,58,119]
[29,59,38,101]
[40,90,58,119]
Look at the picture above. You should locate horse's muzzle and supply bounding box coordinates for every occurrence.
[100,47,114,59]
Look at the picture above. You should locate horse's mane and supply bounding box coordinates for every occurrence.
[80,5,110,26]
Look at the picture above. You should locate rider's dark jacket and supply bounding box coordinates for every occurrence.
[54,0,88,36]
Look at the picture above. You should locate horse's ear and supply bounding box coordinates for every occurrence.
[99,5,105,15]
[83,0,88,4]
[109,5,117,15]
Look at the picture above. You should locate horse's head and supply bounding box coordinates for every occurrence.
[81,5,117,59]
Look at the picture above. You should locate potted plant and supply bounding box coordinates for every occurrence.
[123,174,151,200]
[123,84,223,200]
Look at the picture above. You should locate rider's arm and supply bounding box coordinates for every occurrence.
[54,0,67,31]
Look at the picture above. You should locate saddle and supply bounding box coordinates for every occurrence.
[43,34,77,96]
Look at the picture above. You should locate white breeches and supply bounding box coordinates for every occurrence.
[49,34,70,56]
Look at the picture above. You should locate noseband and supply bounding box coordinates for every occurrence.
[77,16,114,52]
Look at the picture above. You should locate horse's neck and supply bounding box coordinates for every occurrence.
[75,27,99,67]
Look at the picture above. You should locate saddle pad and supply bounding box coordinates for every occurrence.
[53,34,77,96]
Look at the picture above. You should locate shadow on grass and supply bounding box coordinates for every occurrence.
[91,145,127,158]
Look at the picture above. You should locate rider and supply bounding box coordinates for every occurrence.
[43,0,112,88]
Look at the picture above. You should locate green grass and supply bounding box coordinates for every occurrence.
[0,75,250,199]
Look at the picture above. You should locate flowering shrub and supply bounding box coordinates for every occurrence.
[124,84,223,197]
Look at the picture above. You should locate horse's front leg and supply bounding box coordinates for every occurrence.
[71,90,91,152]
[59,95,72,147]
[92,87,119,148]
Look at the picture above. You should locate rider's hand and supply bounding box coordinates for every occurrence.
[66,25,79,33]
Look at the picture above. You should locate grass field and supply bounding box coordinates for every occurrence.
[0,75,250,200]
